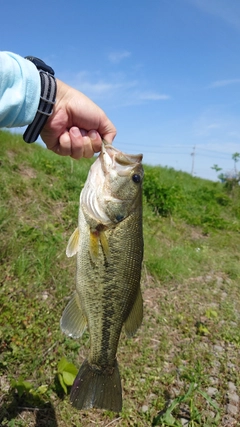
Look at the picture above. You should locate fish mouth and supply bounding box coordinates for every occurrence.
[101,140,143,176]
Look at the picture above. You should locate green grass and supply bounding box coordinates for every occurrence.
[0,130,240,426]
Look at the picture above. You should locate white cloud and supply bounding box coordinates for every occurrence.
[65,70,136,99]
[206,123,220,129]
[78,80,123,96]
[209,78,240,88]
[186,0,240,32]
[138,92,171,101]
[108,50,131,64]
[193,116,223,138]
[192,109,240,158]
[62,70,170,106]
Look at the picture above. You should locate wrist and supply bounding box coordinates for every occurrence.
[23,57,57,143]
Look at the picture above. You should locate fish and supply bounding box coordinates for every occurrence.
[60,141,144,412]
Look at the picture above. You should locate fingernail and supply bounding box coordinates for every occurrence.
[89,130,98,140]
[71,127,80,136]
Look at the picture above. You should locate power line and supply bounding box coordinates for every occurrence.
[117,142,235,158]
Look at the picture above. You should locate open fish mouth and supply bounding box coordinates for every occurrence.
[80,140,143,226]
[101,140,143,176]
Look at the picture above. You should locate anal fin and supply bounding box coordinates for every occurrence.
[124,287,143,338]
[60,292,87,338]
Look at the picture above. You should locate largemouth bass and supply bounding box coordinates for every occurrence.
[60,141,144,412]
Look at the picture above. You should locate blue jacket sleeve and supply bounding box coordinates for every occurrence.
[0,52,41,128]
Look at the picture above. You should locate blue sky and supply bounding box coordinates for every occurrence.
[2,0,240,180]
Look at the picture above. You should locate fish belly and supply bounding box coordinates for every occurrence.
[70,207,143,411]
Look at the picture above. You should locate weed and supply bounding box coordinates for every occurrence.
[0,131,239,426]
[57,357,78,394]
[152,382,220,426]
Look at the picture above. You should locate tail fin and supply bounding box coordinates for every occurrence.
[70,359,122,412]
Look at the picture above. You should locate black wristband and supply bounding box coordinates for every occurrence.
[23,57,57,143]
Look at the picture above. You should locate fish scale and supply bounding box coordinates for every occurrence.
[60,142,144,412]
[77,210,142,366]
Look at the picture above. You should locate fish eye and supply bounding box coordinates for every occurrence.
[132,174,141,183]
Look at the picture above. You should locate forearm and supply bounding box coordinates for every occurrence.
[0,52,40,128]
[0,52,116,159]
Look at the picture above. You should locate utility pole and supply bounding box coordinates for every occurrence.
[191,146,196,176]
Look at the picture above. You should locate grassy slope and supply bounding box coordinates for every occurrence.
[0,131,239,426]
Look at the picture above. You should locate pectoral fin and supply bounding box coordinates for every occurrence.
[90,229,110,263]
[60,292,87,338]
[66,227,79,257]
[89,230,99,263]
[124,288,143,338]
[99,230,110,261]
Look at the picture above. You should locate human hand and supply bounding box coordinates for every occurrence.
[40,79,116,159]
